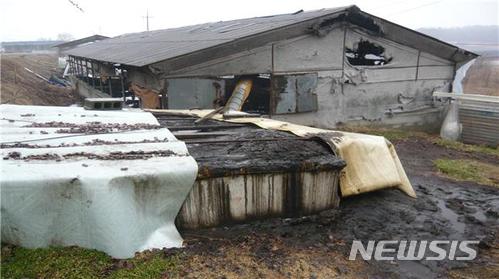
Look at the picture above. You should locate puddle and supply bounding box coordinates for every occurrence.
[435,199,465,239]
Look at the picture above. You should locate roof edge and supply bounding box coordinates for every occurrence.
[356,10,479,59]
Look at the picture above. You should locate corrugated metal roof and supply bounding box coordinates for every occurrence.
[67,6,351,67]
[53,35,109,48]
[67,5,477,68]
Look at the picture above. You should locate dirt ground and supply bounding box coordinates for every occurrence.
[463,56,499,96]
[159,135,498,279]
[1,53,79,105]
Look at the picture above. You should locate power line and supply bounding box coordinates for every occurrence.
[369,0,412,12]
[67,0,84,13]
[384,1,444,17]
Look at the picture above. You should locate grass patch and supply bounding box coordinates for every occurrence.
[1,245,181,279]
[433,138,499,157]
[434,159,499,187]
[1,246,111,279]
[336,126,427,141]
[339,126,498,157]
[108,251,180,279]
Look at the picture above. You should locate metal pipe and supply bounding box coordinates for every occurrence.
[68,57,73,75]
[84,59,89,83]
[77,59,82,79]
[108,77,113,96]
[98,64,104,92]
[73,58,77,76]
[86,60,91,84]
[91,60,96,88]
[120,71,125,102]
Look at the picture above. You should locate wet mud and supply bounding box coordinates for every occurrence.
[173,136,499,278]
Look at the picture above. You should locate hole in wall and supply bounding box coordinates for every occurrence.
[345,39,392,66]
[221,74,271,114]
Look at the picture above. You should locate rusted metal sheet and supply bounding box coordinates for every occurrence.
[296,74,319,111]
[177,170,341,229]
[273,74,318,114]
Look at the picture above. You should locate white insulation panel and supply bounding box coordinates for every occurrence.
[0,105,198,258]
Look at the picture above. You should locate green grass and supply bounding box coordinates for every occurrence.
[433,138,499,157]
[108,252,180,279]
[336,126,425,141]
[1,245,181,279]
[340,126,498,157]
[1,246,111,279]
[363,129,415,141]
[434,159,499,187]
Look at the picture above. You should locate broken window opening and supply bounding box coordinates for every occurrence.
[164,75,270,114]
[222,74,271,114]
[345,39,392,66]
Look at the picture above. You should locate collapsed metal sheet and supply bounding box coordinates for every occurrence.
[0,105,198,258]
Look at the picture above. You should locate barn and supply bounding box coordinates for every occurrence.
[66,5,477,130]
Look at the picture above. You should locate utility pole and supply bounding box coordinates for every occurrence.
[142,10,153,31]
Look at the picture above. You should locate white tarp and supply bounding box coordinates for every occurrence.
[0,105,198,258]
[452,59,476,94]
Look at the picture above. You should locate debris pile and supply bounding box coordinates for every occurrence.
[3,150,180,161]
[24,121,160,134]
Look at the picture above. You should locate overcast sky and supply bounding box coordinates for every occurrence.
[0,0,497,41]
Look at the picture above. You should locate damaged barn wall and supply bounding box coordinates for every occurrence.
[167,78,225,109]
[273,28,345,73]
[163,27,346,77]
[340,27,453,127]
[127,68,164,91]
[161,23,455,130]
[272,25,454,130]
[269,27,346,125]
[340,80,450,128]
